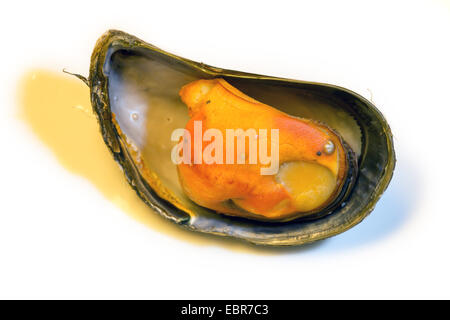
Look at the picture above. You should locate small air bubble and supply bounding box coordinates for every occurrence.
[131,112,139,121]
[324,140,335,154]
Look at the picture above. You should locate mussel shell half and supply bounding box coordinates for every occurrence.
[89,30,395,246]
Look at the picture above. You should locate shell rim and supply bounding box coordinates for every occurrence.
[88,29,396,246]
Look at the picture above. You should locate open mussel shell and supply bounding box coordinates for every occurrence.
[88,30,395,246]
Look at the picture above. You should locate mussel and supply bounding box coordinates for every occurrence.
[84,30,395,245]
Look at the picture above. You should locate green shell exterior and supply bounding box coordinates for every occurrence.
[88,30,396,246]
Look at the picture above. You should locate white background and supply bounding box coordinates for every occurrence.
[1,0,449,299]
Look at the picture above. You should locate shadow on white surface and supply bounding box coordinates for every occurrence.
[18,69,416,255]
